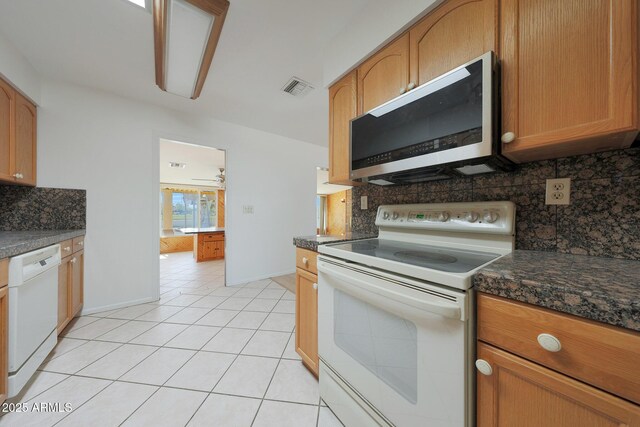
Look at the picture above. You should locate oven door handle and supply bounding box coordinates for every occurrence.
[319,261,462,320]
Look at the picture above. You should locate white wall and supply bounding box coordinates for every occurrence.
[36,80,326,313]
[0,30,41,104]
[322,0,443,87]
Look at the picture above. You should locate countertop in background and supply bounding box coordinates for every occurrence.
[293,233,377,252]
[0,229,86,259]
[180,227,225,234]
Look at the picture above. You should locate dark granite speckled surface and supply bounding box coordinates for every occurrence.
[0,185,86,231]
[293,233,377,252]
[0,230,86,259]
[351,147,640,259]
[473,250,640,331]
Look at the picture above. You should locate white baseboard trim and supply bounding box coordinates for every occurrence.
[81,296,158,316]
[226,268,296,287]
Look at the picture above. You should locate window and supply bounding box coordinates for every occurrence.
[172,191,199,228]
[317,195,327,235]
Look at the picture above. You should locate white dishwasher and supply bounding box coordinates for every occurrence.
[8,244,61,397]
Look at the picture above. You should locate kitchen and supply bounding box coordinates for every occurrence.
[0,0,638,426]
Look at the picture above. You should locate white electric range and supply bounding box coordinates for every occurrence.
[317,201,515,427]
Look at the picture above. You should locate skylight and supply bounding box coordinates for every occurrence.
[126,0,146,8]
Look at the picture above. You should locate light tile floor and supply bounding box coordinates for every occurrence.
[0,252,342,427]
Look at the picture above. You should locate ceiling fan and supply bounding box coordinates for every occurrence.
[191,168,225,187]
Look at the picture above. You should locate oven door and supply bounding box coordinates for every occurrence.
[318,256,473,427]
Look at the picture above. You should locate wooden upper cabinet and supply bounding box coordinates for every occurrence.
[501,0,639,162]
[0,80,14,183]
[328,71,357,185]
[410,0,497,86]
[14,92,36,186]
[477,342,640,427]
[357,33,410,114]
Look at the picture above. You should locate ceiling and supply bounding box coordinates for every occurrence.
[0,0,370,146]
[160,139,225,187]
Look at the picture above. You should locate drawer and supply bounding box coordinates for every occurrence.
[202,233,224,242]
[0,259,7,287]
[59,239,73,257]
[72,236,85,253]
[296,248,317,274]
[477,293,640,404]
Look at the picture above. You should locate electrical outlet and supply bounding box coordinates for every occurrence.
[360,196,368,210]
[545,178,571,205]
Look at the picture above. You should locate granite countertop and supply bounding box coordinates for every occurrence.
[293,232,377,252]
[474,250,640,332]
[180,227,225,234]
[0,229,86,259]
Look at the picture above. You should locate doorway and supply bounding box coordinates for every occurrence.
[158,139,227,300]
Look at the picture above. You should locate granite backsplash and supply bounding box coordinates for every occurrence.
[350,147,640,260]
[0,185,86,231]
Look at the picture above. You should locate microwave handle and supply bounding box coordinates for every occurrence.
[319,261,462,320]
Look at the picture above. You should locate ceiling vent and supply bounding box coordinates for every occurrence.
[282,77,314,97]
[169,162,186,168]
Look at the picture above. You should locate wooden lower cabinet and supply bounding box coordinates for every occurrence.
[477,342,640,427]
[194,232,225,262]
[57,243,85,334]
[295,267,318,376]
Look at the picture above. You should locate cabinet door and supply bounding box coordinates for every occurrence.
[477,342,640,427]
[0,80,14,183]
[501,0,638,162]
[357,33,410,114]
[14,92,36,186]
[58,255,72,333]
[213,241,224,258]
[0,286,7,405]
[70,251,84,317]
[295,268,318,376]
[328,71,357,185]
[409,0,497,85]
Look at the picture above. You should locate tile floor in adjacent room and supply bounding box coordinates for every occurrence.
[0,252,342,427]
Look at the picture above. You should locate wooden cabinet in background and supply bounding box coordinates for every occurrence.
[57,238,85,334]
[295,265,318,376]
[500,0,639,162]
[0,77,36,186]
[476,293,640,426]
[357,33,410,114]
[194,232,225,262]
[295,247,318,376]
[409,0,497,85]
[0,259,7,405]
[328,71,357,185]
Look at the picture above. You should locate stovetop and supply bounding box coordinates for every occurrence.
[327,238,500,274]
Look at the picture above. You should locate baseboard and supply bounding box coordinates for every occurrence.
[81,296,158,315]
[226,268,296,287]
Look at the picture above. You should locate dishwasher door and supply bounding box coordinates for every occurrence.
[8,244,61,396]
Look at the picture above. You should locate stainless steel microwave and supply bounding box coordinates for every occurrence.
[350,51,514,184]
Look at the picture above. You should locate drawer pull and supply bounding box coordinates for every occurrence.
[64,246,71,252]
[78,241,84,246]
[302,257,308,265]
[475,359,493,376]
[70,257,77,264]
[537,333,562,352]
[313,283,318,290]
[501,132,516,143]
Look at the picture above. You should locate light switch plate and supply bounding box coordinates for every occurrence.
[360,196,368,210]
[242,205,254,214]
[545,178,571,205]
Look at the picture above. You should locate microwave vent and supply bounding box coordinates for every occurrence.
[282,77,314,97]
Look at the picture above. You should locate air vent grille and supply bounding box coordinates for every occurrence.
[282,77,314,97]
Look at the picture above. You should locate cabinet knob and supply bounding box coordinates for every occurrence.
[70,257,77,264]
[407,82,416,91]
[13,173,23,179]
[537,333,562,352]
[399,87,407,95]
[475,359,493,376]
[64,246,71,252]
[302,257,308,265]
[501,132,516,143]
[78,241,84,246]
[313,283,318,290]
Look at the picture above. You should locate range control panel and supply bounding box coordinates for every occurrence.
[376,202,515,235]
